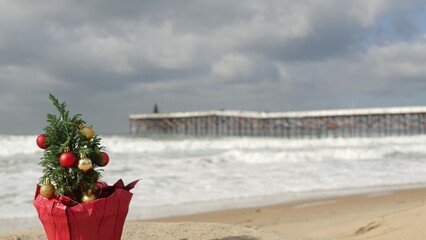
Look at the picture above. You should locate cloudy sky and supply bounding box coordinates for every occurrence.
[1,0,426,134]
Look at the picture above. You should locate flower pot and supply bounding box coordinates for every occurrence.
[33,179,138,240]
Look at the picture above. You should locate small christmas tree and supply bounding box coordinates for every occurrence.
[34,94,136,240]
[36,94,109,204]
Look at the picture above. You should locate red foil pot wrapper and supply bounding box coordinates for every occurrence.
[33,179,139,240]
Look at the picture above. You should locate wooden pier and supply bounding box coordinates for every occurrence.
[129,107,426,138]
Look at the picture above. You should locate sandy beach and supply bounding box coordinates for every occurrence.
[2,187,426,239]
[159,187,426,239]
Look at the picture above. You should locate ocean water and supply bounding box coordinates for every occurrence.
[1,134,426,232]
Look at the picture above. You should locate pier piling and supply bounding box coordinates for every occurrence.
[129,107,426,138]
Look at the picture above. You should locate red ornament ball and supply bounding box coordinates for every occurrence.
[36,134,48,149]
[98,152,109,167]
[60,152,76,167]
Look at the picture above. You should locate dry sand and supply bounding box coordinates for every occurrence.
[0,222,309,240]
[159,187,426,240]
[2,187,426,240]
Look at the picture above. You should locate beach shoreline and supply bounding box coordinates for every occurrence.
[156,186,426,239]
[2,183,424,233]
[3,186,426,239]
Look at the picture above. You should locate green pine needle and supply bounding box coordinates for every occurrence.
[39,94,104,203]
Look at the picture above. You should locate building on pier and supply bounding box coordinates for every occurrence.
[129,106,426,138]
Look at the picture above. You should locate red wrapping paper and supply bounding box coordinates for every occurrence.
[34,179,138,240]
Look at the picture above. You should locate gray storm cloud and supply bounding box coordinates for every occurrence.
[0,0,425,134]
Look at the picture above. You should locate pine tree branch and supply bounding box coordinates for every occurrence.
[40,94,103,203]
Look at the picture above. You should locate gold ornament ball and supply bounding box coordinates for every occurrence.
[80,126,94,140]
[81,193,96,203]
[40,183,55,199]
[78,157,93,172]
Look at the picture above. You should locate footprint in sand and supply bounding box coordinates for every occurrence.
[355,221,381,235]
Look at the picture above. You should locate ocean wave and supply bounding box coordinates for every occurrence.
[2,134,426,222]
[2,134,426,159]
[0,135,41,157]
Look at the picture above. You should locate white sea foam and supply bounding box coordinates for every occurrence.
[0,135,41,157]
[1,134,426,231]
